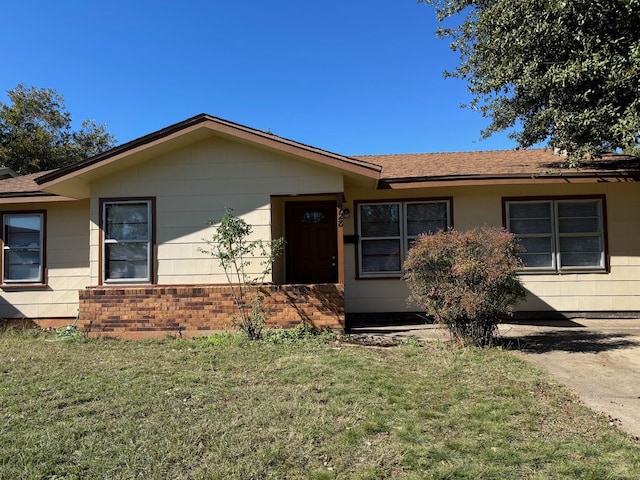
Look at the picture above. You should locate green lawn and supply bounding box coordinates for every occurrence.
[1,329,638,479]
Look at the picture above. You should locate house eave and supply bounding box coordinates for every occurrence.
[0,193,76,204]
[378,172,640,189]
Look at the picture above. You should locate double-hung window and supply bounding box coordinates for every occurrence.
[2,212,45,284]
[102,199,154,283]
[357,200,451,277]
[505,197,606,273]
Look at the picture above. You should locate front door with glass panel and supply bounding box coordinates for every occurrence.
[285,201,338,284]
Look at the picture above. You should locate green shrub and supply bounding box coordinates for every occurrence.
[403,226,526,347]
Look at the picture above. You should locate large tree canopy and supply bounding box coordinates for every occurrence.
[422,0,640,162]
[0,84,116,175]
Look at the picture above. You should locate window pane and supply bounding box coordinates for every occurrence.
[105,243,149,279]
[361,239,401,272]
[509,202,551,219]
[105,203,149,241]
[5,216,41,247]
[560,253,602,267]
[515,229,553,268]
[406,202,448,236]
[557,200,601,233]
[3,214,42,282]
[106,223,150,241]
[518,236,552,254]
[508,202,552,234]
[520,253,554,268]
[558,217,600,233]
[360,204,400,237]
[557,201,599,218]
[4,250,41,281]
[509,218,552,234]
[300,211,326,224]
[559,236,601,253]
[559,236,602,267]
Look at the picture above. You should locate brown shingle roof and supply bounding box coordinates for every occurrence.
[353,149,640,182]
[0,171,54,196]
[355,149,638,180]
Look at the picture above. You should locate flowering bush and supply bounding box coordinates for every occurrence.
[403,227,526,346]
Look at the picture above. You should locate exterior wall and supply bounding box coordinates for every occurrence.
[4,136,640,327]
[78,284,344,339]
[343,181,640,315]
[0,199,90,319]
[89,137,344,285]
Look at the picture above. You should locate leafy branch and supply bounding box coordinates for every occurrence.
[200,208,284,339]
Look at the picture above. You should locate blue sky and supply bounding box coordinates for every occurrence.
[2,0,520,155]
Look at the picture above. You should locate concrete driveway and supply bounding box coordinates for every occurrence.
[349,318,640,440]
[499,319,640,440]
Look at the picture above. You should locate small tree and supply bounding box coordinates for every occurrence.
[403,226,526,347]
[200,208,284,340]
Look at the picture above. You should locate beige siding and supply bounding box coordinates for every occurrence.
[89,137,343,285]
[0,200,89,318]
[344,182,640,314]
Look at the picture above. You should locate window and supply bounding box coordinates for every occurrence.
[357,200,451,277]
[102,199,154,283]
[505,197,606,273]
[2,212,45,284]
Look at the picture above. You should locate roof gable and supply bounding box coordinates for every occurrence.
[35,114,381,197]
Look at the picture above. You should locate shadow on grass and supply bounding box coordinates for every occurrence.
[499,330,640,354]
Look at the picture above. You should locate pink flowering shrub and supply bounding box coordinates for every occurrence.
[403,227,526,346]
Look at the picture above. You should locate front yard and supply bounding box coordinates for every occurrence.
[1,329,639,479]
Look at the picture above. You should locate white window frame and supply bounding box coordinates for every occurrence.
[505,197,606,274]
[357,199,451,278]
[102,199,153,284]
[2,212,45,284]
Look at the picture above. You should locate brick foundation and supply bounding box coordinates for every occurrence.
[78,284,344,339]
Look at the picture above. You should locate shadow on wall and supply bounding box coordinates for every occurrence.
[265,284,344,330]
[0,294,30,328]
[0,287,75,330]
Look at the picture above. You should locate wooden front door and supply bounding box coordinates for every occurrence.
[285,201,338,284]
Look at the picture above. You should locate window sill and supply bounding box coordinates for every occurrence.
[518,268,608,275]
[1,283,48,290]
[102,280,152,285]
[357,274,404,280]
